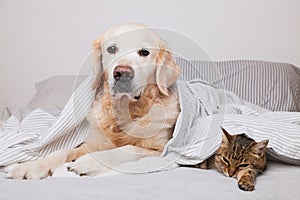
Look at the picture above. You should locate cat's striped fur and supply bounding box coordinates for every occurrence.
[188,128,268,191]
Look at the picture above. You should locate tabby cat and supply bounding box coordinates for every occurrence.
[190,128,269,191]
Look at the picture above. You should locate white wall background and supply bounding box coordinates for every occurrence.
[1,0,300,107]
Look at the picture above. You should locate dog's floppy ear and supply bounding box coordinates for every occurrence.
[92,35,104,90]
[156,42,180,96]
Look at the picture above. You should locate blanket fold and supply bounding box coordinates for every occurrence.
[0,75,300,167]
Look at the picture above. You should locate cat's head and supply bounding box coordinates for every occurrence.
[214,128,269,178]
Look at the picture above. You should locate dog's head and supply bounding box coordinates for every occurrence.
[92,23,180,100]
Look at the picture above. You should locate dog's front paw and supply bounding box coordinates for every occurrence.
[6,160,53,179]
[67,154,111,177]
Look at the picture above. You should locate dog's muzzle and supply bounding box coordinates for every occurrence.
[112,65,141,99]
[113,65,134,81]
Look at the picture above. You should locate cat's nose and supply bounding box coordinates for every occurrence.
[229,172,235,177]
[228,167,236,177]
[228,169,236,177]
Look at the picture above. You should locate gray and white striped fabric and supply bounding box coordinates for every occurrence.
[0,72,300,167]
[0,75,94,166]
[176,58,300,112]
[163,80,300,165]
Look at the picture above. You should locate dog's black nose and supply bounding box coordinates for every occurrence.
[113,65,134,81]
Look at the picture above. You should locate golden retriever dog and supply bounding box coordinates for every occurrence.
[7,23,181,179]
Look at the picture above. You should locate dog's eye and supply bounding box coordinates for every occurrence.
[138,48,150,57]
[107,45,117,54]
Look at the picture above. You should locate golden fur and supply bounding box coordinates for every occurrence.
[7,23,181,179]
[90,82,179,151]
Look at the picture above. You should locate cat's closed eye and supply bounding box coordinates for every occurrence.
[238,163,250,168]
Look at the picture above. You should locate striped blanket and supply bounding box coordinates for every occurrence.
[0,74,300,168]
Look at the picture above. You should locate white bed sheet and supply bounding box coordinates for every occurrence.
[1,74,299,200]
[0,161,299,200]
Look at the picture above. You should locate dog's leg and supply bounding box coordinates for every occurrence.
[68,145,162,176]
[6,144,95,179]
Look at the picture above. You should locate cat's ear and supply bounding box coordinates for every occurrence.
[251,139,269,158]
[220,127,232,144]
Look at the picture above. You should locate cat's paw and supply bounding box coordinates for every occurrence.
[238,179,255,191]
[6,160,53,179]
[196,161,209,169]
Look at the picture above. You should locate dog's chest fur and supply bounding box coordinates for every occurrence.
[89,84,179,151]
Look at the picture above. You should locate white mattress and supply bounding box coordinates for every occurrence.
[0,161,299,200]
